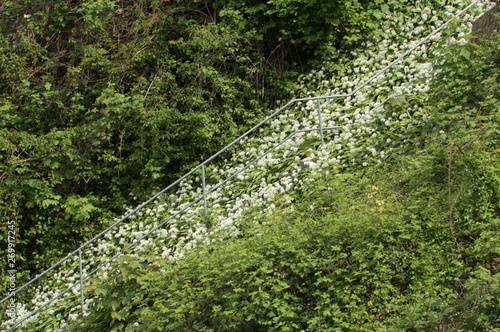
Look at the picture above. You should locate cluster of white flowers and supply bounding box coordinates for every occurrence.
[3,0,494,330]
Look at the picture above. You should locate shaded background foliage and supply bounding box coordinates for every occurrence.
[0,0,385,284]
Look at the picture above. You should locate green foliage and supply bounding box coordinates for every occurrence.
[0,0,397,281]
[5,1,500,330]
[69,147,500,330]
[266,0,381,48]
[429,33,500,149]
[64,28,500,332]
[220,0,389,60]
[0,0,303,279]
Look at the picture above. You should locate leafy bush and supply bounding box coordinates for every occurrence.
[70,149,500,330]
[0,0,302,276]
[222,0,386,58]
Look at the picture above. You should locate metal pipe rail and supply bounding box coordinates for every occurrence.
[1,1,485,329]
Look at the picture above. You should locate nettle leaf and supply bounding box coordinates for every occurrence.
[26,178,43,188]
[41,198,60,208]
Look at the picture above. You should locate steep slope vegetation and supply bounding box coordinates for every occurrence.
[0,0,391,278]
[2,0,498,331]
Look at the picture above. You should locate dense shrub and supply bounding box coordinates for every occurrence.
[69,147,500,330]
[0,0,399,279]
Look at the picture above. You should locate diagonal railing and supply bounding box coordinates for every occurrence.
[0,1,488,329]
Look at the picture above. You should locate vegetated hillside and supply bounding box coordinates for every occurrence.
[2,0,499,331]
[71,28,500,331]
[77,28,500,329]
[2,0,384,277]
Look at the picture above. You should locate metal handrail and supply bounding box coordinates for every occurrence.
[1,1,485,329]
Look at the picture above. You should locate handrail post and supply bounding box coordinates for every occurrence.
[78,249,84,318]
[448,24,450,45]
[202,164,208,228]
[317,98,325,147]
